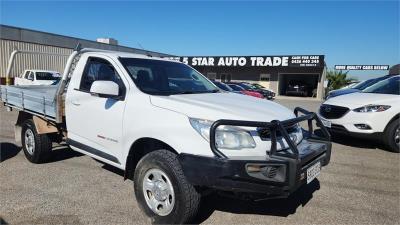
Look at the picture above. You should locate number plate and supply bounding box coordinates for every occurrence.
[307,161,321,184]
[319,117,331,128]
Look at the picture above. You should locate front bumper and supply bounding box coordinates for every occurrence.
[327,125,382,140]
[262,92,275,99]
[179,107,332,198]
[317,110,387,135]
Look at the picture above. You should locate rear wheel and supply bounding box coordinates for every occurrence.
[134,150,200,224]
[21,119,52,163]
[383,119,400,153]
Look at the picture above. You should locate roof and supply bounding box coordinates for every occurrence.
[0,24,173,57]
[26,69,60,73]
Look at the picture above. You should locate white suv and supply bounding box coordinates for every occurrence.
[318,75,400,152]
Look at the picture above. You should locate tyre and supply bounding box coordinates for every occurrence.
[21,119,52,163]
[134,150,200,224]
[383,119,400,153]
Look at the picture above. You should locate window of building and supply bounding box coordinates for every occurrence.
[260,74,270,82]
[220,73,231,82]
[206,72,217,80]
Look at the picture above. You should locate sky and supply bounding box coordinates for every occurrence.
[0,0,399,80]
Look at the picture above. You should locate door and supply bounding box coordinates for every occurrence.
[66,56,127,164]
[18,71,33,85]
[15,71,28,85]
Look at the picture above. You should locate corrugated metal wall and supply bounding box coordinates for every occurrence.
[0,39,72,78]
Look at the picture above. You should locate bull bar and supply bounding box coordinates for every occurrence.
[209,107,331,159]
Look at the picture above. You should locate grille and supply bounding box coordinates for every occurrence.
[258,124,298,139]
[319,104,349,119]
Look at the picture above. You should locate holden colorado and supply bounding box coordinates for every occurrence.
[1,47,332,224]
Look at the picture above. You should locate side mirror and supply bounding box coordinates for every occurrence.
[90,81,120,99]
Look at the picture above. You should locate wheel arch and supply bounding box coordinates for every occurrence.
[14,111,33,145]
[15,111,33,126]
[384,113,400,132]
[124,137,178,180]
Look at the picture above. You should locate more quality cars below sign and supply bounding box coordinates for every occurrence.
[334,65,390,70]
[169,55,324,68]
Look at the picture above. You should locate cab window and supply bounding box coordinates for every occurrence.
[24,71,31,79]
[27,72,34,80]
[79,57,125,96]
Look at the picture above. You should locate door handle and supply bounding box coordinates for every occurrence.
[71,101,81,106]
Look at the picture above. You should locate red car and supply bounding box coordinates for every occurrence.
[227,84,264,98]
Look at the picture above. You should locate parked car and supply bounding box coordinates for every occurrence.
[326,75,393,99]
[0,48,332,224]
[252,83,275,94]
[285,80,309,97]
[318,75,400,152]
[242,82,275,100]
[227,83,264,98]
[14,69,61,85]
[229,82,275,100]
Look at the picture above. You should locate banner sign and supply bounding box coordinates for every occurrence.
[334,65,389,70]
[169,55,324,68]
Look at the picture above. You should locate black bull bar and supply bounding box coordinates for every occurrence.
[209,107,331,159]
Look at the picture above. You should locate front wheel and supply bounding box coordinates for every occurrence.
[383,119,400,153]
[134,150,201,224]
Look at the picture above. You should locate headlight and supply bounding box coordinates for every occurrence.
[353,105,391,113]
[189,118,256,150]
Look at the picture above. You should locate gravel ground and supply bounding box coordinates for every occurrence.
[0,98,399,225]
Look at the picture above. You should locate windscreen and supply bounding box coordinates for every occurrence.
[36,72,59,80]
[353,77,387,90]
[362,76,400,95]
[238,83,256,90]
[120,58,219,95]
[253,83,265,89]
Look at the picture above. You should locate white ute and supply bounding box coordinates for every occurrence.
[1,47,332,224]
[318,75,400,152]
[14,69,61,85]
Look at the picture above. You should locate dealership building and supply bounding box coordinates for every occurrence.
[0,24,327,99]
[172,56,327,99]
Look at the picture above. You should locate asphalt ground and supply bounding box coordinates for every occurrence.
[0,98,399,225]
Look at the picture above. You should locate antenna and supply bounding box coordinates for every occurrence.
[138,43,153,57]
